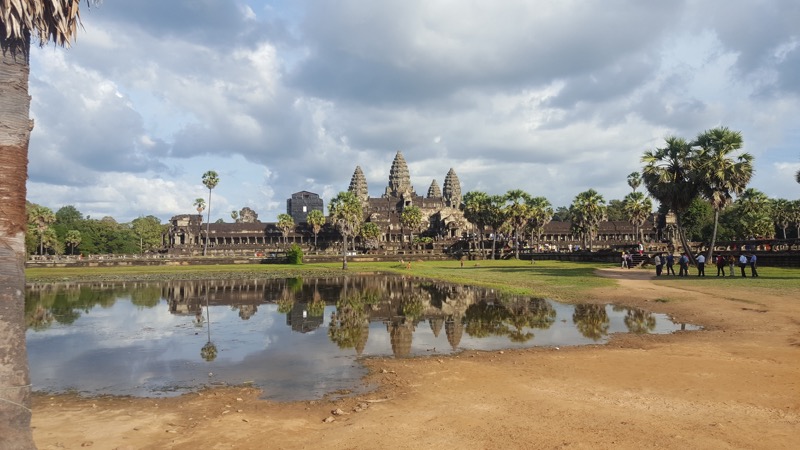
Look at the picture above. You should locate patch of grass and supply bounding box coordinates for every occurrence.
[654,298,671,303]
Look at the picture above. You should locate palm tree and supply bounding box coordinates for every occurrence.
[194,198,206,215]
[65,230,82,255]
[791,200,800,239]
[526,196,554,249]
[502,190,533,259]
[201,170,219,256]
[400,205,423,249]
[28,205,56,255]
[642,136,699,261]
[277,213,295,247]
[306,209,326,249]
[329,191,363,269]
[569,189,607,251]
[1,1,99,445]
[627,171,642,193]
[771,199,792,239]
[735,188,774,239]
[486,195,507,259]
[796,168,800,184]
[622,192,653,243]
[462,191,491,255]
[694,127,753,261]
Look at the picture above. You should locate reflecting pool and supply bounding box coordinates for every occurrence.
[25,275,698,401]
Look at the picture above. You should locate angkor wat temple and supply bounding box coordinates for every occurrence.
[163,151,659,256]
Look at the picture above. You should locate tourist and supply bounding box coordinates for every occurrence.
[637,242,644,256]
[696,253,706,277]
[653,254,662,276]
[665,253,676,275]
[621,251,628,269]
[678,253,689,277]
[728,254,736,277]
[749,253,759,277]
[716,254,726,277]
[738,254,748,277]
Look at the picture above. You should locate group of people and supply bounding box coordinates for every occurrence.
[647,252,758,277]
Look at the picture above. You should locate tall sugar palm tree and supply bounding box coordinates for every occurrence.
[194,198,206,215]
[65,229,82,255]
[642,136,699,261]
[462,191,491,255]
[735,188,774,239]
[627,171,642,193]
[622,191,653,243]
[201,170,219,256]
[306,209,326,249]
[502,189,532,259]
[569,189,607,251]
[1,1,100,446]
[694,127,753,261]
[486,195,507,259]
[329,191,363,270]
[277,213,295,247]
[526,196,554,249]
[772,199,792,239]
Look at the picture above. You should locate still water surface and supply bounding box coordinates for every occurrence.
[26,275,698,401]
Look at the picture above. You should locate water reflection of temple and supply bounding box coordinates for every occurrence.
[30,276,657,358]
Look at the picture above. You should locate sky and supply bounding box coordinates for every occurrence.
[25,0,800,223]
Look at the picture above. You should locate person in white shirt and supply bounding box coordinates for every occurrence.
[696,254,706,277]
[738,254,748,277]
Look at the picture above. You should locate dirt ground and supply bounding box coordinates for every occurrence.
[31,268,800,449]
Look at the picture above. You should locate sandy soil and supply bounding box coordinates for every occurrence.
[32,268,800,449]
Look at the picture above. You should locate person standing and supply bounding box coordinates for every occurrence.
[738,253,748,277]
[696,253,706,277]
[654,254,662,276]
[749,253,759,277]
[637,242,644,256]
[716,254,726,276]
[666,253,675,275]
[728,254,736,277]
[678,253,688,276]
[621,251,628,269]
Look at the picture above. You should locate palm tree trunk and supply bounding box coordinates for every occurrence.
[675,214,696,265]
[204,189,212,256]
[706,209,720,261]
[0,44,36,448]
[342,235,348,270]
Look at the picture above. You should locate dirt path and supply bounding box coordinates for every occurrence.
[32,269,800,449]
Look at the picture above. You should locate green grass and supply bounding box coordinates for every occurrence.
[27,260,800,301]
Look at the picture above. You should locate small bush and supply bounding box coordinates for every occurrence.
[287,244,304,264]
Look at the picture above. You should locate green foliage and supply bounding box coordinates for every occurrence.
[680,197,713,241]
[606,199,626,221]
[286,243,304,264]
[131,215,164,253]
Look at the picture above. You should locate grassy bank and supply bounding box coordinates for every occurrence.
[27,260,800,302]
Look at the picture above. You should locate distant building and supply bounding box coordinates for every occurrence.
[287,191,324,224]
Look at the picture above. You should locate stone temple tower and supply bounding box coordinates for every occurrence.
[442,168,462,208]
[427,179,441,198]
[348,166,369,202]
[383,151,415,198]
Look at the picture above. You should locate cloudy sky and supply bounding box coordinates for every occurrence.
[26,0,800,223]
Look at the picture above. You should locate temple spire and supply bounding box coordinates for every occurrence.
[383,151,414,198]
[348,166,369,202]
[442,168,461,208]
[427,179,441,198]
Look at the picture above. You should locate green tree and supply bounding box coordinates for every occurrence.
[569,189,607,251]
[201,170,219,256]
[329,191,363,269]
[734,189,774,239]
[277,213,295,247]
[131,215,163,253]
[526,196,554,248]
[194,198,205,214]
[502,190,532,259]
[64,230,82,255]
[1,1,99,445]
[627,171,642,193]
[359,221,381,250]
[28,204,56,255]
[622,192,652,243]
[642,136,700,260]
[400,206,423,249]
[552,206,571,222]
[605,199,626,222]
[306,209,326,249]
[772,198,792,239]
[694,127,753,260]
[462,191,491,254]
[230,210,239,222]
